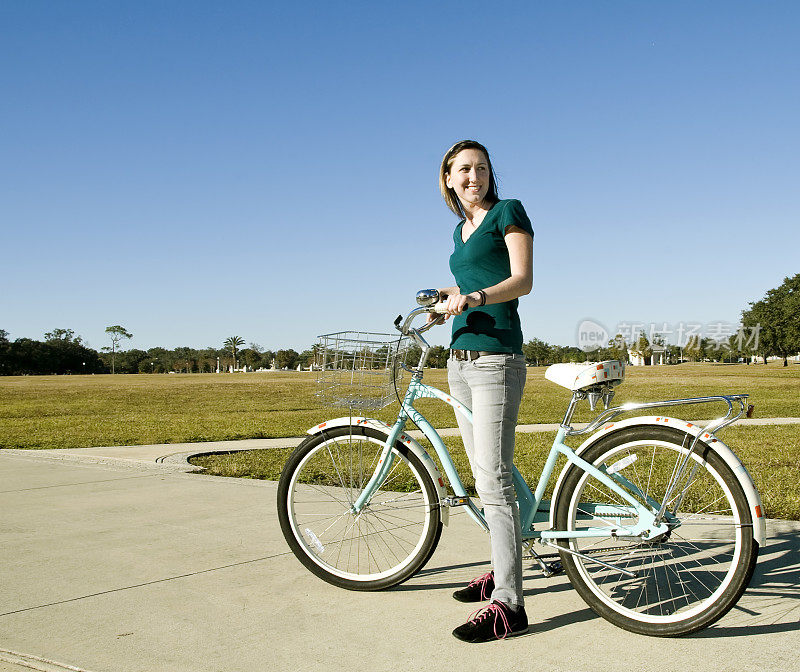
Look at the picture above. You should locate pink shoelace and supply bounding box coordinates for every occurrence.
[466,571,494,601]
[467,601,512,640]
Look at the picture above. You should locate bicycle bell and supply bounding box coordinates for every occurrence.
[416,288,440,307]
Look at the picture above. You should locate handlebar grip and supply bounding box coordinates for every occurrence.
[432,302,449,314]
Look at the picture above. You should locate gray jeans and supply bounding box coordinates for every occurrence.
[447,353,527,608]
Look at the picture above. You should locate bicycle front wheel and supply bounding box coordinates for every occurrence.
[277,425,442,591]
[554,425,757,636]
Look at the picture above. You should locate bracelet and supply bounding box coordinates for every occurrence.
[477,289,487,306]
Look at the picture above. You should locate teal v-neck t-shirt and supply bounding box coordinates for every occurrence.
[448,199,534,354]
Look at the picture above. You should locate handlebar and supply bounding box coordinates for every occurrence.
[393,290,449,369]
[395,304,447,338]
[395,289,449,338]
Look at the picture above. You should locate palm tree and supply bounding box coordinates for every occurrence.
[223,336,245,372]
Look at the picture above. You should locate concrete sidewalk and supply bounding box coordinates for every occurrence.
[1,449,799,672]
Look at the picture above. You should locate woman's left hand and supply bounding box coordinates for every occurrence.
[443,291,480,316]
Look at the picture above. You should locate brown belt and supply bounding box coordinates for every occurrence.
[450,349,505,361]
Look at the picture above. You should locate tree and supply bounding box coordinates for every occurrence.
[223,336,245,371]
[742,274,800,366]
[0,330,9,375]
[298,349,315,369]
[725,330,755,363]
[308,343,323,369]
[44,328,82,344]
[684,335,713,362]
[114,348,148,374]
[146,346,170,373]
[193,347,217,373]
[275,348,300,369]
[630,331,652,365]
[1,333,104,375]
[105,325,132,374]
[240,348,263,370]
[405,343,423,368]
[427,345,449,368]
[607,334,628,363]
[522,338,550,366]
[173,346,195,373]
[684,335,700,361]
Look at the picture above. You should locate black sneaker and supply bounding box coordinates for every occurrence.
[452,601,528,643]
[452,571,494,603]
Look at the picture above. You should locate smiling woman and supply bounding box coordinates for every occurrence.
[430,139,535,643]
[438,140,500,220]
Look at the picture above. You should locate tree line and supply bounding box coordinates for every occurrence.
[402,274,799,368]
[1,274,797,375]
[0,328,106,376]
[0,327,307,376]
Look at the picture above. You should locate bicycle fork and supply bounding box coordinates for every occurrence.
[350,417,406,513]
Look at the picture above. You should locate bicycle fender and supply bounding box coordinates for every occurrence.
[549,416,766,546]
[307,417,449,519]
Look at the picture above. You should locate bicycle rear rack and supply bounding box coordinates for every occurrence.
[563,393,750,527]
[563,393,749,438]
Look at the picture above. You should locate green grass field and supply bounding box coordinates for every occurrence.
[189,423,800,520]
[2,362,798,518]
[1,362,798,450]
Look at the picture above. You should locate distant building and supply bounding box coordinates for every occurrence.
[628,344,667,366]
[755,353,800,364]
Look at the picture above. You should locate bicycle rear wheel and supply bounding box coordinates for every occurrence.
[554,425,757,636]
[277,425,442,591]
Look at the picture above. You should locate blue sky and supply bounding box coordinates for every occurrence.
[2,1,797,353]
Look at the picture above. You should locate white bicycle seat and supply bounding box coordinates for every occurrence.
[544,360,625,392]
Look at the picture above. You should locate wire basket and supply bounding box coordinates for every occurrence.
[315,331,410,410]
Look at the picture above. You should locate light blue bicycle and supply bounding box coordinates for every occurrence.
[277,290,765,636]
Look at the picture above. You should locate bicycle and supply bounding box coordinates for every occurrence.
[277,290,765,636]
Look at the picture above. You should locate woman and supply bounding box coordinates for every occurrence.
[434,140,534,643]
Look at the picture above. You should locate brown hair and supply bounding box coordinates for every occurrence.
[439,139,500,219]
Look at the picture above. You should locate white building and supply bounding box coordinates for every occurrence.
[628,344,667,366]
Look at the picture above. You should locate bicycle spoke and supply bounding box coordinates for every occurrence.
[284,429,439,583]
[295,483,352,509]
[361,514,394,570]
[326,443,353,504]
[561,431,749,627]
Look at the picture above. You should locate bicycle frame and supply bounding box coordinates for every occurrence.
[348,301,754,544]
[284,295,764,635]
[351,375,673,541]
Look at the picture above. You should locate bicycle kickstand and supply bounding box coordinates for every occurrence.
[523,541,564,577]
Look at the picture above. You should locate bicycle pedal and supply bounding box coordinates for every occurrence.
[442,496,471,507]
[546,561,563,576]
